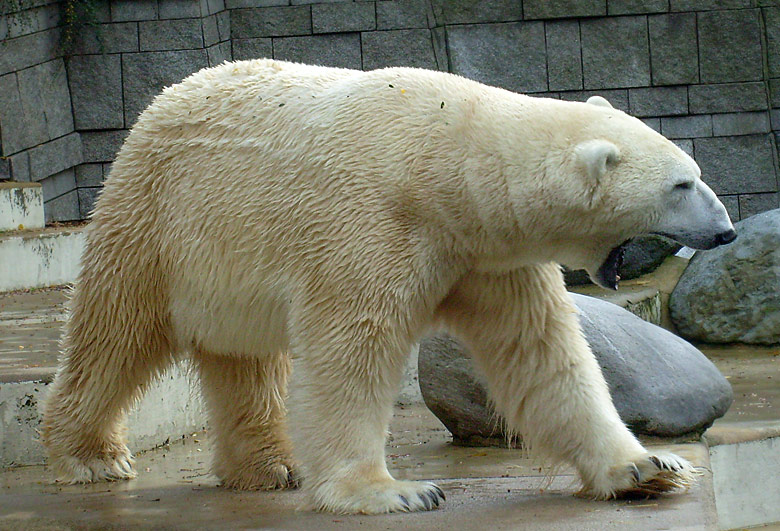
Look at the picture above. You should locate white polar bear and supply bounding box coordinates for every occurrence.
[41,60,735,514]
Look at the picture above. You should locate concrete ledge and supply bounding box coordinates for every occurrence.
[0,226,84,292]
[0,363,206,468]
[0,182,44,232]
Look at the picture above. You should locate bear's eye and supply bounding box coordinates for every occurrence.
[674,181,694,191]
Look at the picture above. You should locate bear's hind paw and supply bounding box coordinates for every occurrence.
[581,451,698,500]
[55,453,137,484]
[314,479,445,514]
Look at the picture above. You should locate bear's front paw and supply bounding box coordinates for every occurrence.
[581,451,697,500]
[313,478,445,514]
[54,452,137,484]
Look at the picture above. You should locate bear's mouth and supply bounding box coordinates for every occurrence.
[595,240,631,290]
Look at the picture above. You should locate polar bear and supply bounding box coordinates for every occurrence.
[42,60,736,514]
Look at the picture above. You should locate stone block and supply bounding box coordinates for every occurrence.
[123,49,210,126]
[608,0,667,15]
[44,189,80,222]
[312,2,375,33]
[672,138,693,158]
[232,38,273,60]
[581,16,650,89]
[0,158,9,180]
[430,0,522,25]
[0,72,48,156]
[765,7,780,78]
[28,133,83,182]
[661,115,712,139]
[68,54,124,130]
[17,59,73,142]
[642,118,661,133]
[9,152,31,182]
[0,181,44,231]
[75,164,104,188]
[140,18,205,51]
[694,135,777,195]
[546,20,582,91]
[40,168,76,202]
[217,10,231,40]
[204,0,226,13]
[78,187,101,219]
[68,22,140,55]
[524,0,605,19]
[291,0,352,4]
[447,22,546,93]
[771,79,780,109]
[273,33,361,69]
[689,82,768,115]
[629,86,687,118]
[431,25,447,71]
[159,0,202,19]
[226,0,288,7]
[207,41,232,65]
[739,193,780,219]
[80,130,129,163]
[559,89,629,113]
[712,112,771,137]
[5,4,61,40]
[671,0,750,10]
[231,6,311,38]
[362,29,437,71]
[718,195,739,222]
[202,14,220,46]
[698,9,763,84]
[111,0,159,21]
[0,27,60,77]
[377,0,431,30]
[648,13,697,86]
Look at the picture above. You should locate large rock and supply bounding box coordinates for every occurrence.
[419,294,732,443]
[670,208,780,345]
[565,235,679,286]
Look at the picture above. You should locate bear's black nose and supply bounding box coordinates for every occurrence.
[715,229,737,245]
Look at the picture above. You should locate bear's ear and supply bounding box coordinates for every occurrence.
[586,95,613,109]
[575,139,621,184]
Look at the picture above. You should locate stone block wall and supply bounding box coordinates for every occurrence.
[0,0,778,222]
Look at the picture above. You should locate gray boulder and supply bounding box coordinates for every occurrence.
[670,208,780,345]
[419,294,733,442]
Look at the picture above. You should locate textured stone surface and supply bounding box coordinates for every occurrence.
[377,0,431,30]
[140,19,205,51]
[68,54,124,130]
[766,7,780,78]
[448,22,547,93]
[312,2,375,33]
[159,0,202,19]
[419,295,733,440]
[232,37,272,60]
[698,9,763,84]
[559,89,629,113]
[545,20,582,91]
[648,13,698,86]
[207,41,232,65]
[68,23,140,55]
[689,82,769,114]
[231,6,311,38]
[80,130,129,164]
[28,133,83,182]
[202,14,221,46]
[16,59,73,142]
[8,152,31,182]
[0,27,61,77]
[273,33,361,70]
[525,0,605,19]
[661,115,712,139]
[581,16,650,89]
[609,0,667,15]
[564,235,680,286]
[111,0,159,21]
[0,72,47,155]
[671,0,749,9]
[739,193,780,219]
[719,195,740,222]
[40,168,76,202]
[362,29,436,71]
[44,189,80,222]
[694,135,778,195]
[75,164,104,188]
[430,0,522,25]
[670,208,780,345]
[712,112,771,137]
[78,187,101,219]
[629,86,687,117]
[122,49,210,125]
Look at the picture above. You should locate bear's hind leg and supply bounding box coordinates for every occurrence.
[41,276,174,484]
[192,349,297,490]
[439,264,696,500]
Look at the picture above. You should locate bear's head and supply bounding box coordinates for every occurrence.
[547,96,736,290]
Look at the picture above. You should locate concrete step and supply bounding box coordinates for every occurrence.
[0,225,84,292]
[0,182,44,232]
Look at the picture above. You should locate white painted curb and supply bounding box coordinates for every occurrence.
[0,229,84,292]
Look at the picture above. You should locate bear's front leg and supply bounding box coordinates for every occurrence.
[285,295,445,514]
[438,263,697,499]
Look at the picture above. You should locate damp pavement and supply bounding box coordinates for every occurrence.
[1,287,779,529]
